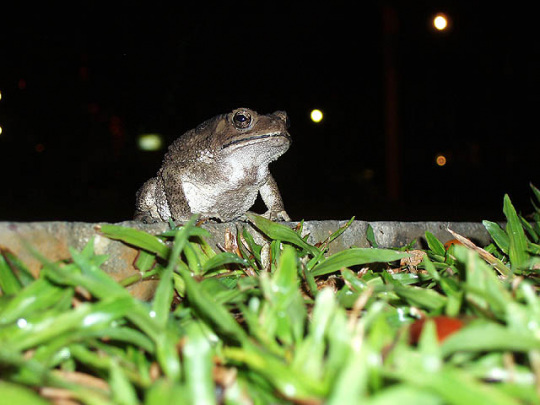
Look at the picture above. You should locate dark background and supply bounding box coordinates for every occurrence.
[0,2,538,222]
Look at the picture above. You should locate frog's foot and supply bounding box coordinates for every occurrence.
[195,215,222,226]
[262,209,291,222]
[234,213,250,222]
[134,212,161,224]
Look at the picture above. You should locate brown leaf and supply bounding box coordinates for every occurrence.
[444,238,463,250]
[223,228,238,254]
[400,250,426,273]
[409,316,465,344]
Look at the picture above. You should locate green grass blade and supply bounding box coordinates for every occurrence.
[341,268,369,291]
[366,384,442,405]
[262,245,306,345]
[184,322,216,405]
[421,256,462,316]
[42,246,162,343]
[421,254,441,282]
[530,183,540,211]
[0,251,23,295]
[520,215,539,243]
[183,243,203,274]
[423,368,518,405]
[454,246,511,318]
[171,215,210,276]
[366,224,378,248]
[441,322,540,355]
[69,343,148,387]
[417,319,442,370]
[0,250,35,287]
[393,284,447,311]
[151,221,199,329]
[193,234,218,260]
[20,241,164,345]
[135,250,157,272]
[0,381,50,405]
[225,344,325,400]
[326,345,369,404]
[7,296,135,351]
[482,220,509,254]
[100,224,170,259]
[144,379,187,404]
[311,248,409,277]
[151,266,173,329]
[178,267,247,341]
[302,264,319,296]
[0,278,71,324]
[292,288,336,382]
[425,231,446,256]
[62,241,134,298]
[90,327,155,353]
[306,247,327,271]
[241,226,262,264]
[110,359,139,405]
[503,194,530,270]
[202,252,249,274]
[322,293,352,384]
[155,326,182,381]
[246,213,320,256]
[326,217,355,245]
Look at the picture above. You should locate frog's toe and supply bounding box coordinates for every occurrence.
[262,209,291,222]
[275,210,291,222]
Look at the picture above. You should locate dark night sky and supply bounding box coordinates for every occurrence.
[0,2,538,222]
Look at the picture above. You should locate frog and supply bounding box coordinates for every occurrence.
[135,107,292,223]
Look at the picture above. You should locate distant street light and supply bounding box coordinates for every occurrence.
[310,109,323,123]
[433,13,449,31]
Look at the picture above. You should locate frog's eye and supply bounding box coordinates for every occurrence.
[232,111,252,129]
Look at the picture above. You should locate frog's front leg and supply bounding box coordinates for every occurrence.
[259,174,290,221]
[160,167,193,221]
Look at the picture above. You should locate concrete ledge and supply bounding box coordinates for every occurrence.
[0,220,492,300]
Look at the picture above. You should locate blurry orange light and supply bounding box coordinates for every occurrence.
[435,154,447,166]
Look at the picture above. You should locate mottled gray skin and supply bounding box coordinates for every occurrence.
[135,108,291,223]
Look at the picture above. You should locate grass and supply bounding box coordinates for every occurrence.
[1,185,539,404]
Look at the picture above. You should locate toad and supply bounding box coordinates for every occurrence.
[135,108,291,223]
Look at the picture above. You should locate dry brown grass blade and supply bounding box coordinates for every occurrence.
[52,370,110,392]
[40,371,110,405]
[40,387,81,405]
[447,228,510,277]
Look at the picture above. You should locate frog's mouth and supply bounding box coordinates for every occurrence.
[221,132,290,150]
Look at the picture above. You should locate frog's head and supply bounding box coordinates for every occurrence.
[211,108,291,162]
